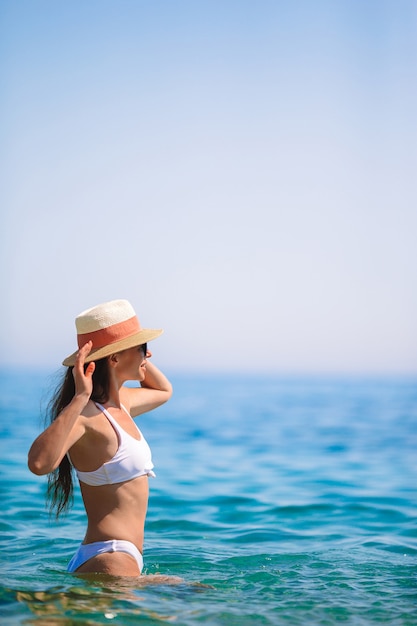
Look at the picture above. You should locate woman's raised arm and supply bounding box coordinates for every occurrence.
[121,361,173,417]
[28,342,95,475]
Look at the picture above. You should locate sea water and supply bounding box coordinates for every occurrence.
[0,368,416,625]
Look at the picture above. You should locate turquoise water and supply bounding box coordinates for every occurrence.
[1,369,416,625]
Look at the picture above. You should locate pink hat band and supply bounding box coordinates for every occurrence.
[77,315,140,350]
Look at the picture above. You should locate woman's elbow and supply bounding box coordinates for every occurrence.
[28,456,47,475]
[161,384,173,404]
[27,448,54,475]
[154,386,173,409]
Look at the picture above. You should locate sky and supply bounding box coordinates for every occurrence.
[1,0,416,374]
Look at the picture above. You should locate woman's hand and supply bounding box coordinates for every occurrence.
[73,341,96,400]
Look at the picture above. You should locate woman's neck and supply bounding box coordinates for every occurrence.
[105,370,124,408]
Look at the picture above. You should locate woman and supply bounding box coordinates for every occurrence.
[28,299,172,576]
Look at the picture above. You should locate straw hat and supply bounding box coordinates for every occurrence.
[62,299,163,367]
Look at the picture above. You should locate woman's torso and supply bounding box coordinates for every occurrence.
[68,401,154,552]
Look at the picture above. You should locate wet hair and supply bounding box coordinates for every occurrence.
[46,357,110,517]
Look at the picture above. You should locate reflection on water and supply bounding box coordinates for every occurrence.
[16,574,207,624]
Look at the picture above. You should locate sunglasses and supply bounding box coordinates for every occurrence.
[139,343,148,357]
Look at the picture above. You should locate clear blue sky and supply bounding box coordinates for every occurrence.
[1,0,416,374]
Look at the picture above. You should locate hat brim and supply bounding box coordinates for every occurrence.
[62,328,163,367]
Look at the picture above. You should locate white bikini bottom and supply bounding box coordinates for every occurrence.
[67,539,143,573]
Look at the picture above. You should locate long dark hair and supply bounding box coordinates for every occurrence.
[46,357,110,517]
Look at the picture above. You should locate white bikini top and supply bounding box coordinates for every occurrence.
[69,402,155,486]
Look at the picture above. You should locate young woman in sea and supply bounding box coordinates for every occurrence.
[28,299,172,576]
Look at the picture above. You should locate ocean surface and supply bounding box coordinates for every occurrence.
[0,368,416,625]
